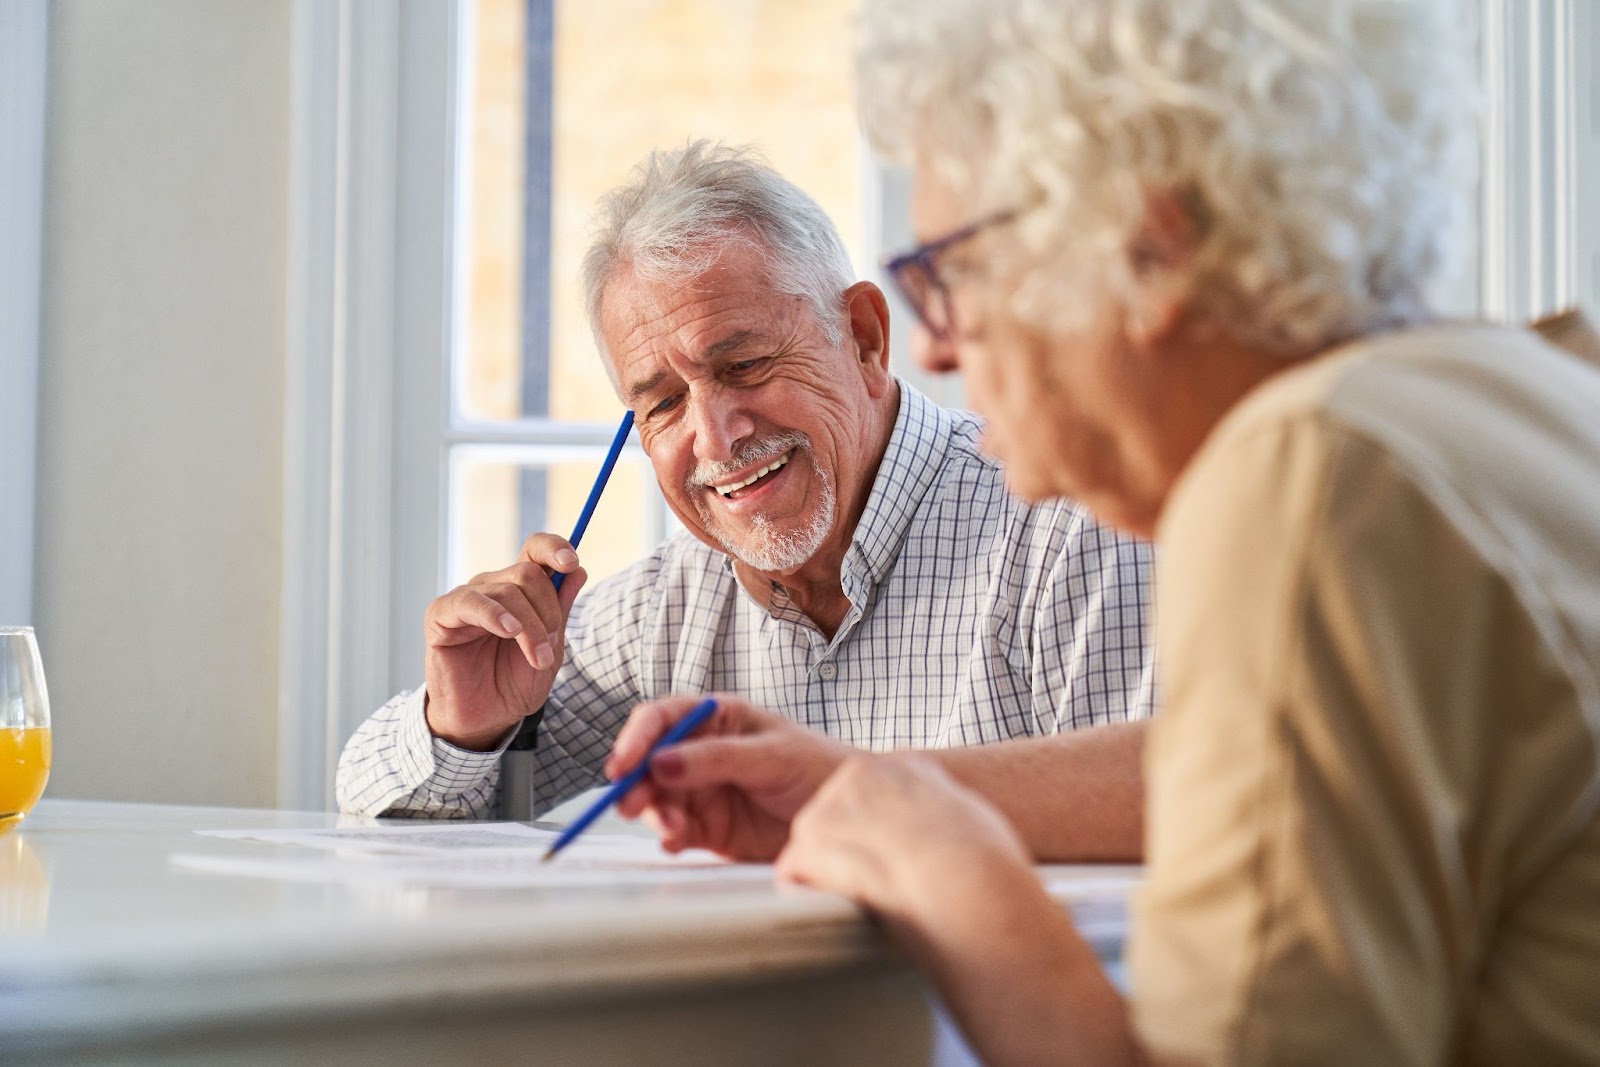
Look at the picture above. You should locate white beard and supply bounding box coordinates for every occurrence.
[721,469,836,571]
[688,432,837,572]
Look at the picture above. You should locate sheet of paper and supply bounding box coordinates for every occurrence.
[1039,865,1141,943]
[1038,865,1142,896]
[177,822,774,888]
[199,822,694,859]
[169,850,776,888]
[176,826,1143,922]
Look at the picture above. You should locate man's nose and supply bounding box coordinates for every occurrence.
[911,324,960,374]
[689,394,755,461]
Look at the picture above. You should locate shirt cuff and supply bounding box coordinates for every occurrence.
[402,689,518,787]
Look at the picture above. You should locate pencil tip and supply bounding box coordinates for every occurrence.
[540,849,556,864]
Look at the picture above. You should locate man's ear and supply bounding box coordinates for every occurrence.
[1126,188,1199,348]
[842,280,894,397]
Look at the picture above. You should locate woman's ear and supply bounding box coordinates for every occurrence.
[1126,188,1199,348]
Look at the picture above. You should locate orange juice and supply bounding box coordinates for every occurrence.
[0,727,50,829]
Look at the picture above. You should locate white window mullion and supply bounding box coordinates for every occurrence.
[1572,0,1600,313]
[447,419,624,447]
[281,0,418,811]
[1480,0,1587,322]
[862,150,967,411]
[389,0,462,729]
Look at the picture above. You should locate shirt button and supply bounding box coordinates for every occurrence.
[818,662,837,680]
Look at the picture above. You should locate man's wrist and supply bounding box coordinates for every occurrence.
[423,693,521,752]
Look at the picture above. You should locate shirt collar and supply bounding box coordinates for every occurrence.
[843,380,955,589]
[718,380,956,610]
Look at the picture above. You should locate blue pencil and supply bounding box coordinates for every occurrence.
[540,697,720,862]
[550,409,635,593]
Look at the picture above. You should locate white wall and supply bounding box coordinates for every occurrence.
[35,0,290,807]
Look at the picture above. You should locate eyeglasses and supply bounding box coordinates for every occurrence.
[884,209,1017,341]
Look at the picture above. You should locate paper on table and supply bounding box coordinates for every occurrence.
[1040,865,1141,947]
[174,822,775,889]
[174,826,1141,923]
[1039,865,1141,896]
[199,822,690,858]
[169,850,777,889]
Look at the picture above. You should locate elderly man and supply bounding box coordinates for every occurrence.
[337,141,1154,853]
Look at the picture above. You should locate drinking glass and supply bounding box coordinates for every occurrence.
[0,627,51,831]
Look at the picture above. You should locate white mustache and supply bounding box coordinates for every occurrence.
[686,432,811,491]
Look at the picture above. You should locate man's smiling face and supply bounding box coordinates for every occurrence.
[599,238,886,579]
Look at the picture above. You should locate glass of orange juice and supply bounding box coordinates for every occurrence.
[0,627,51,832]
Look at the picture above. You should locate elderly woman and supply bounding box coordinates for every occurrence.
[609,0,1600,1062]
[753,0,1600,1062]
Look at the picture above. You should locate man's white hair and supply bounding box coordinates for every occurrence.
[858,0,1477,354]
[582,141,857,380]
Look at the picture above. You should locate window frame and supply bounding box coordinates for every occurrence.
[280,0,454,810]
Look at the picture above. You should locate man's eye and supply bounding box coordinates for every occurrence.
[728,357,767,374]
[650,393,681,416]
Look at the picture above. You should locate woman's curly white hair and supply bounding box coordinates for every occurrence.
[858,0,1477,354]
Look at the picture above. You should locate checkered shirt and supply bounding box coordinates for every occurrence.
[337,383,1156,819]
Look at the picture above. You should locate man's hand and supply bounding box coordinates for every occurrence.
[422,533,588,750]
[606,694,855,862]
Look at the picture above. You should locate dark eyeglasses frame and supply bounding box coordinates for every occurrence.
[883,209,1017,341]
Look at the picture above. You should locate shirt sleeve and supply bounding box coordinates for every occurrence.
[518,552,665,816]
[1029,503,1157,731]
[333,550,669,819]
[1129,414,1498,1064]
[334,685,508,818]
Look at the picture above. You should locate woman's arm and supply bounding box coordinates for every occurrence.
[777,755,1155,1066]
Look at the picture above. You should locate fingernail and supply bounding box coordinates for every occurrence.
[534,644,554,670]
[555,549,578,567]
[547,634,561,651]
[652,751,684,781]
[499,613,521,635]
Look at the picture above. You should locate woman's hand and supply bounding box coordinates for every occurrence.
[777,754,1146,1066]
[775,753,1032,928]
[607,693,855,861]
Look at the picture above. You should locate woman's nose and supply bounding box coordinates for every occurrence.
[911,323,960,374]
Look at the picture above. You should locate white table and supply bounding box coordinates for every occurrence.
[0,800,1133,1065]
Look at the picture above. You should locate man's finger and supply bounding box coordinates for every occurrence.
[492,562,567,640]
[477,580,564,670]
[553,565,587,618]
[427,587,528,643]
[427,587,555,670]
[518,532,581,574]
